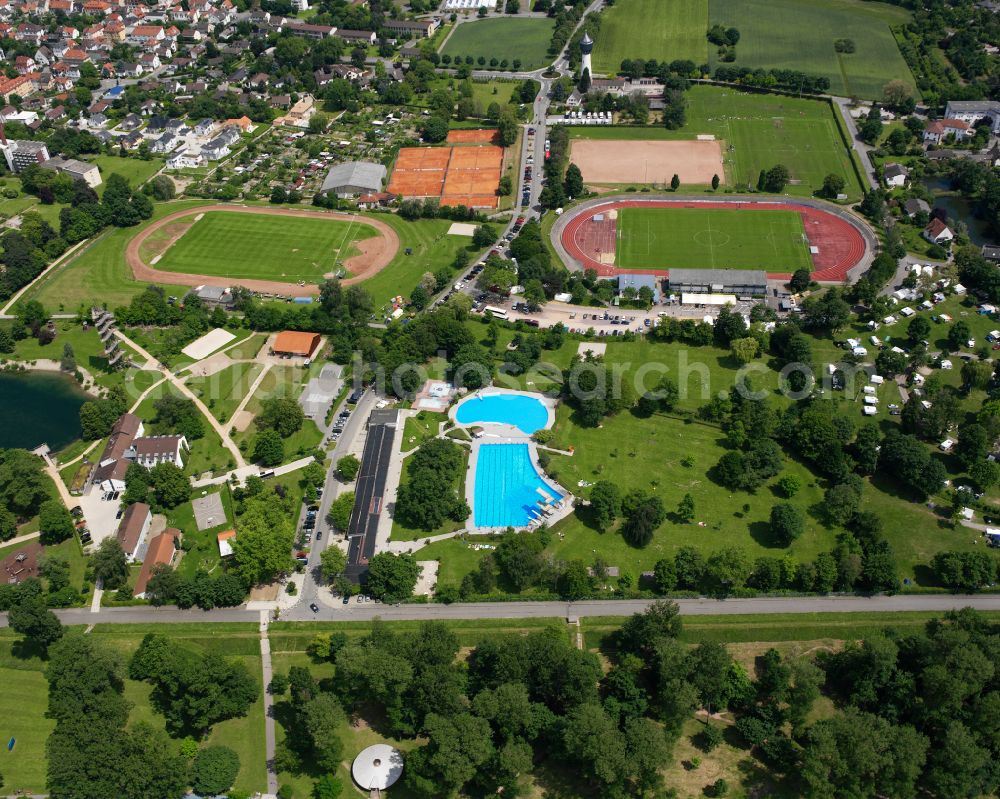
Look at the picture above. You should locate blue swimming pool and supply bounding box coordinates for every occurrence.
[474,443,561,527]
[455,392,549,435]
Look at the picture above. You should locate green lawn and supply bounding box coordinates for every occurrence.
[708,0,917,99]
[441,17,556,70]
[593,0,708,73]
[0,635,55,794]
[166,486,235,580]
[155,211,376,284]
[27,200,213,310]
[569,86,864,199]
[86,155,164,192]
[187,361,265,423]
[401,411,446,452]
[361,216,489,311]
[616,206,813,271]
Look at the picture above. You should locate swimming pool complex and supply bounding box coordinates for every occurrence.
[473,443,562,527]
[454,392,550,435]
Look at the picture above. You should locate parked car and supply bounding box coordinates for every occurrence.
[309,603,320,613]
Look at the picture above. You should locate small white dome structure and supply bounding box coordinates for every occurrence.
[352,744,404,791]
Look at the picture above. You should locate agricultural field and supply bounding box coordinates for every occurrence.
[154,211,376,284]
[593,0,708,73]
[440,17,556,71]
[616,206,813,271]
[568,86,865,199]
[708,0,916,99]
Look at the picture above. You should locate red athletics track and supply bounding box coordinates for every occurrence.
[560,200,868,282]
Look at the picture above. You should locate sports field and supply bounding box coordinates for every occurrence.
[593,0,707,74]
[709,0,915,99]
[154,211,375,283]
[440,17,555,70]
[615,207,812,271]
[568,86,865,199]
[589,0,914,100]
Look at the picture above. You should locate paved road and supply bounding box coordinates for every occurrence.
[13,594,999,628]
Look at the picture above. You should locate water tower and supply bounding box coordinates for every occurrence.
[580,31,593,77]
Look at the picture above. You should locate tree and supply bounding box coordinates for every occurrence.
[231,495,295,585]
[763,164,790,193]
[712,174,720,190]
[320,546,347,582]
[670,173,680,190]
[472,224,494,248]
[192,746,240,795]
[0,507,16,542]
[253,429,284,467]
[257,397,304,437]
[407,713,494,796]
[822,173,846,198]
[588,481,621,530]
[789,268,811,293]
[313,774,344,799]
[907,314,931,342]
[687,641,734,712]
[148,462,190,509]
[302,693,346,772]
[327,491,355,531]
[770,503,805,546]
[617,600,682,655]
[38,499,74,544]
[9,595,63,649]
[730,336,759,364]
[92,538,129,590]
[337,454,360,481]
[676,493,695,523]
[562,703,627,786]
[558,560,592,600]
[621,492,665,547]
[564,163,584,198]
[366,552,421,602]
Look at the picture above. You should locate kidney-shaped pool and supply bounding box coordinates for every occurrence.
[454,391,551,435]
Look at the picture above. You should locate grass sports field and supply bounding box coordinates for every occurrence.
[568,86,865,199]
[710,0,916,100]
[615,207,812,271]
[154,211,375,283]
[593,0,707,73]
[590,0,914,100]
[440,17,555,70]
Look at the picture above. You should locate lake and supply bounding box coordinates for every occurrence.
[0,370,89,451]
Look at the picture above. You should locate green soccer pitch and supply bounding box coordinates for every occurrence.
[615,207,814,271]
[154,211,376,283]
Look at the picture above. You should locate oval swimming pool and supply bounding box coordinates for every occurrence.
[455,392,549,435]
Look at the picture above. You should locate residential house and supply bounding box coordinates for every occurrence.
[116,501,152,562]
[126,434,188,469]
[337,28,375,45]
[923,218,955,245]
[93,413,144,492]
[884,163,908,187]
[923,118,972,144]
[284,20,336,39]
[133,529,180,597]
[903,198,930,219]
[382,18,436,38]
[40,155,102,187]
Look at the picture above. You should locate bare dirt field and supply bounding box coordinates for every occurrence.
[126,205,400,297]
[569,139,725,185]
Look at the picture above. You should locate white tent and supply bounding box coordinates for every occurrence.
[352,745,404,791]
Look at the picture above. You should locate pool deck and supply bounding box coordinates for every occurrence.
[449,387,558,434]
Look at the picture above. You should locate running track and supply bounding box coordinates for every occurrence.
[560,198,870,282]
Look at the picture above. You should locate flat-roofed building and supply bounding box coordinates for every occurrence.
[667,268,768,297]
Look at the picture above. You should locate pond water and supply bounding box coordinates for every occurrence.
[921,177,994,247]
[0,370,89,451]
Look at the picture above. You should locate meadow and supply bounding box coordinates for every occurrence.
[568,86,865,199]
[709,0,917,100]
[616,206,813,271]
[587,0,915,99]
[440,17,556,70]
[593,0,708,73]
[154,211,375,284]
[86,155,165,192]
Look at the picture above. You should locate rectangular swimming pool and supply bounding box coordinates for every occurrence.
[473,443,562,528]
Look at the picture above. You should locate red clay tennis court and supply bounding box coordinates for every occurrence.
[389,144,503,209]
[560,199,870,282]
[447,129,500,144]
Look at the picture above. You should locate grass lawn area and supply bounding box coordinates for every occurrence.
[616,206,813,271]
[469,79,516,110]
[187,361,265,423]
[232,365,324,464]
[27,200,212,310]
[708,0,916,100]
[0,191,40,220]
[441,17,556,70]
[593,0,708,73]
[568,86,864,199]
[0,633,55,794]
[155,211,376,284]
[401,411,446,452]
[85,155,164,192]
[361,216,490,311]
[167,485,235,579]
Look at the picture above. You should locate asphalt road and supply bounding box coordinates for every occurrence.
[8,594,1000,628]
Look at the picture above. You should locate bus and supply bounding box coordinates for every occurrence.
[484,305,508,320]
